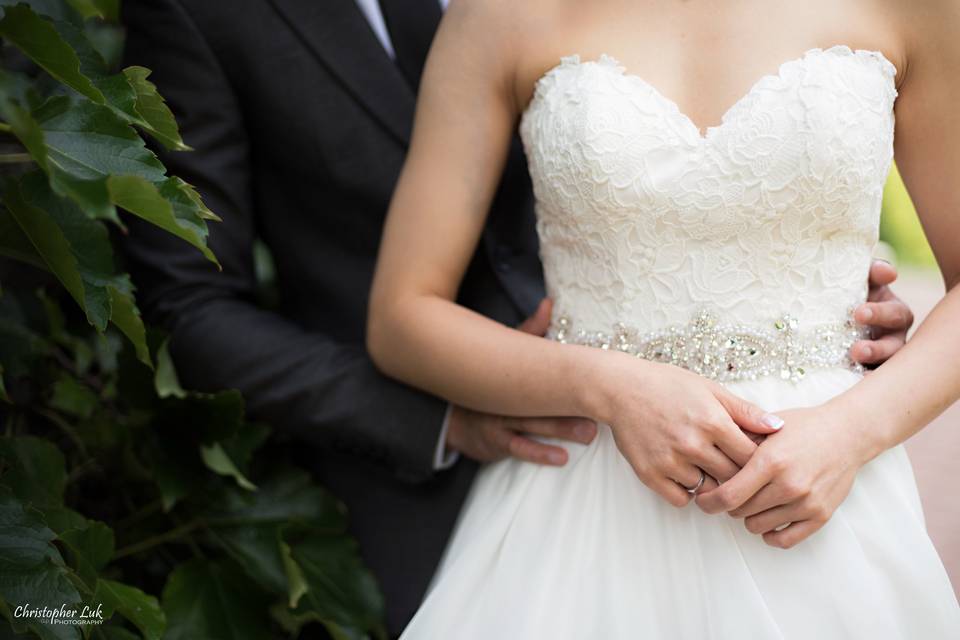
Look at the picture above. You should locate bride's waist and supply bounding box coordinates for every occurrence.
[548,309,867,383]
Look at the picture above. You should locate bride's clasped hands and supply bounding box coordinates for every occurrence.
[696,403,875,548]
[584,351,873,550]
[583,349,786,506]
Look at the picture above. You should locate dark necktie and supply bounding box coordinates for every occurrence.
[377,0,442,90]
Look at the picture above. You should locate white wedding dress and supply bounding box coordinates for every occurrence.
[400,46,960,638]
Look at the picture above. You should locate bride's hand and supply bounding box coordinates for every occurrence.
[695,405,873,548]
[592,354,786,507]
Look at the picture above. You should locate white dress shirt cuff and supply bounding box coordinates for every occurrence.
[433,404,460,471]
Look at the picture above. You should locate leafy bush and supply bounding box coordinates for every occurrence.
[0,2,384,638]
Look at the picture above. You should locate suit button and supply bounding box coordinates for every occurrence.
[497,261,512,272]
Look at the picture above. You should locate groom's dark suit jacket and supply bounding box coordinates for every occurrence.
[121,0,543,633]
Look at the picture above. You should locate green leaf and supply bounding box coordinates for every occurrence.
[3,172,150,359]
[49,374,98,419]
[151,453,202,514]
[206,524,288,599]
[50,21,183,151]
[0,79,215,264]
[153,339,185,399]
[59,518,114,573]
[0,436,67,509]
[122,67,189,151]
[0,82,119,223]
[200,443,257,491]
[43,510,113,591]
[0,73,45,170]
[216,422,269,481]
[0,4,182,151]
[3,176,89,324]
[33,96,166,222]
[93,580,164,640]
[0,5,103,103]
[63,0,107,20]
[0,0,82,24]
[107,283,150,367]
[206,469,347,613]
[161,560,270,640]
[217,472,384,637]
[0,365,8,404]
[0,488,82,640]
[149,390,246,511]
[289,536,385,639]
[50,17,184,150]
[107,176,219,266]
[93,0,118,22]
[212,468,345,531]
[0,208,46,271]
[280,541,307,609]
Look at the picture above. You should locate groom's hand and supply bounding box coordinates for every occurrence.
[444,297,597,466]
[850,259,914,365]
[446,408,597,466]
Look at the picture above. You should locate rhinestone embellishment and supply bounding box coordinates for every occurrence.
[551,310,867,383]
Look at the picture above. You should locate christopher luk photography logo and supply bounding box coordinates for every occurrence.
[12,602,105,626]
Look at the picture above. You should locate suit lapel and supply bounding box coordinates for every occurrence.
[266,0,416,145]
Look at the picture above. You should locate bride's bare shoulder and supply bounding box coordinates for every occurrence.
[440,0,555,48]
[882,0,960,87]
[434,0,566,108]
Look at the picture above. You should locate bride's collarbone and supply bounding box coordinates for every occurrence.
[517,38,898,122]
[512,2,904,117]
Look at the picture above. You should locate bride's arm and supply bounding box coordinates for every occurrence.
[835,4,960,454]
[368,1,780,505]
[697,3,960,546]
[367,2,593,419]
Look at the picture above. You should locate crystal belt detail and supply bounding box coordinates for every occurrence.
[549,310,867,383]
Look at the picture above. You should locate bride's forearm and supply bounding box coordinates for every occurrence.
[367,294,616,420]
[830,283,960,461]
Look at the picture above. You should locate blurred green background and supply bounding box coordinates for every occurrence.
[881,164,936,267]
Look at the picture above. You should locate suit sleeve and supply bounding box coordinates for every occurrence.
[120,0,449,482]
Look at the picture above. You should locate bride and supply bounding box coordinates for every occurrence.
[367,0,960,636]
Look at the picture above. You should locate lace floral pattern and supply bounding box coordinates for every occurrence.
[519,45,898,335]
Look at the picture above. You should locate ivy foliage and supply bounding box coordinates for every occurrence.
[0,2,385,638]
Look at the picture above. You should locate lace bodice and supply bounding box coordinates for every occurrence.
[520,45,898,337]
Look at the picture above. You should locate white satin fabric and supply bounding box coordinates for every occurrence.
[400,46,960,638]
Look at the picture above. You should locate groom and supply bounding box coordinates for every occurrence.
[121,0,915,635]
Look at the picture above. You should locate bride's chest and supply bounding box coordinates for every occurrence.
[519,46,897,232]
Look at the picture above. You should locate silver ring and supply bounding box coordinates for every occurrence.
[685,468,706,494]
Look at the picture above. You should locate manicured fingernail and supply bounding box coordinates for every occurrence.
[858,307,873,321]
[762,413,784,430]
[860,345,873,360]
[548,451,566,465]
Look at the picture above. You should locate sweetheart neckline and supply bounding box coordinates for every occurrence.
[522,44,898,143]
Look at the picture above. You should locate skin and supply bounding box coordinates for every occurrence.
[368,0,949,547]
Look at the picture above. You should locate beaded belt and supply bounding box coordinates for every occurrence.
[549,310,867,383]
